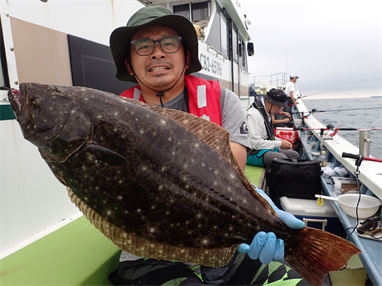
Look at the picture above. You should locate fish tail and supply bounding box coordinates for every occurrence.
[285,227,361,286]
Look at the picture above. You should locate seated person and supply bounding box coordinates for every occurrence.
[272,110,294,128]
[246,88,300,167]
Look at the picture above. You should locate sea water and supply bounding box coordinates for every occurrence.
[303,96,382,159]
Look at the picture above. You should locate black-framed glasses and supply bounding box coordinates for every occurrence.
[130,36,182,56]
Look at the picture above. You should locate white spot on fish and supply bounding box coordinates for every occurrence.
[158,185,163,190]
[150,228,155,233]
[114,112,119,116]
[98,115,102,119]
[117,195,123,201]
[106,210,112,216]
[161,120,166,124]
[137,209,141,213]
[196,213,202,219]
[140,129,144,134]
[230,174,235,178]
[202,239,208,245]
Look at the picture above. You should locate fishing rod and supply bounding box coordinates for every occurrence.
[292,106,382,115]
[294,124,382,137]
[298,91,356,99]
[342,152,382,164]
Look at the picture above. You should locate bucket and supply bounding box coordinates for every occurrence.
[329,255,368,286]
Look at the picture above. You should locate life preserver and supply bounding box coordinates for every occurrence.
[120,75,222,126]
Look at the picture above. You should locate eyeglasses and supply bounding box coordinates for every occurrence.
[130,36,182,56]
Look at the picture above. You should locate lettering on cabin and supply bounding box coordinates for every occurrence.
[199,53,223,76]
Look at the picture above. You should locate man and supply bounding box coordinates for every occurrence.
[246,88,300,167]
[108,6,305,285]
[285,74,299,107]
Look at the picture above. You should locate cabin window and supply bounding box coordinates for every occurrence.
[0,22,9,89]
[173,4,190,19]
[173,2,209,22]
[220,13,228,57]
[239,37,246,68]
[232,26,238,62]
[192,2,208,21]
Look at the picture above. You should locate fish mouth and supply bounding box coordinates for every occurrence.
[8,88,23,117]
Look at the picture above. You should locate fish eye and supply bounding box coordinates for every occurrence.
[31,98,41,109]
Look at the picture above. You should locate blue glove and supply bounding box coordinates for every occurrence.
[237,188,305,264]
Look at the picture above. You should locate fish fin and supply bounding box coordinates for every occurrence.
[85,144,128,166]
[285,227,361,286]
[68,188,238,268]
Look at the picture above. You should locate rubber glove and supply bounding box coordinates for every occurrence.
[237,188,305,264]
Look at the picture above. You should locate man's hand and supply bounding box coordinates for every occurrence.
[280,139,292,149]
[237,188,305,264]
[281,118,290,123]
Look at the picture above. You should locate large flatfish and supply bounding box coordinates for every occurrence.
[9,83,360,285]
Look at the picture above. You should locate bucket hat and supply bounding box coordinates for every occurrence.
[110,6,202,83]
[263,88,288,108]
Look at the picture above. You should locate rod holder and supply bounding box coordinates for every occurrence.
[359,130,370,157]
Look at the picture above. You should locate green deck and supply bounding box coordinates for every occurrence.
[0,165,264,285]
[0,216,121,286]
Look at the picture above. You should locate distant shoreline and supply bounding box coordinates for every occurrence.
[303,94,381,100]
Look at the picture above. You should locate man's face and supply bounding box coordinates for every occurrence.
[267,102,283,115]
[291,77,298,83]
[126,25,190,91]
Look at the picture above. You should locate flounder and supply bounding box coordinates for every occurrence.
[9,83,360,285]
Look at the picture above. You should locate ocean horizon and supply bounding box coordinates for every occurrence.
[302,97,382,159]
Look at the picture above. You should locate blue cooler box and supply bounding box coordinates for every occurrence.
[280,196,344,236]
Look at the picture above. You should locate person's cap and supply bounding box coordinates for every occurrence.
[290,73,299,79]
[263,88,288,108]
[110,6,202,83]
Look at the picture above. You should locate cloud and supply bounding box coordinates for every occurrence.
[241,0,382,97]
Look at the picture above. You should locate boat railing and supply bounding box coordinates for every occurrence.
[250,72,290,92]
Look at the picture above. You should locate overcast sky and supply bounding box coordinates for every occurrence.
[240,0,381,99]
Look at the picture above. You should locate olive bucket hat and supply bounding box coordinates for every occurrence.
[110,6,202,83]
[263,88,288,108]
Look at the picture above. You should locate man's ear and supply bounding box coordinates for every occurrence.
[185,50,191,70]
[125,59,134,75]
